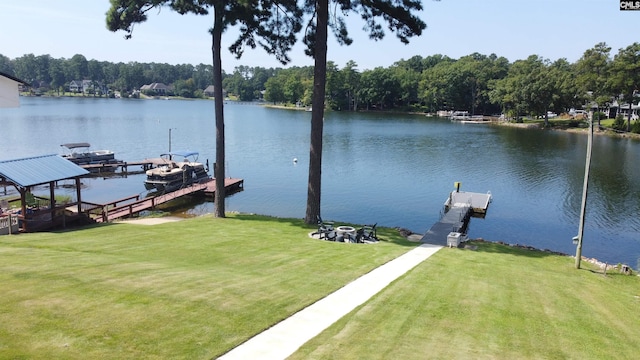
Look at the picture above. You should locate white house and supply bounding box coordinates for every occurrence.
[0,71,30,108]
[68,80,107,95]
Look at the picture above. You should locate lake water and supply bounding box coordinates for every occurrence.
[2,97,639,266]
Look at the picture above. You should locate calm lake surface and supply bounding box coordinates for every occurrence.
[2,97,639,266]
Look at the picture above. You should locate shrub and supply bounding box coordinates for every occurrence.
[567,120,580,128]
[612,114,626,131]
[592,111,607,122]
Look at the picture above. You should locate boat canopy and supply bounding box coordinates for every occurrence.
[61,142,91,149]
[160,151,199,158]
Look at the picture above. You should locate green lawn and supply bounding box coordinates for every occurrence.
[291,241,640,360]
[1,215,638,359]
[599,118,615,127]
[0,214,412,359]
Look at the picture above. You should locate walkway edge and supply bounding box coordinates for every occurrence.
[218,243,442,360]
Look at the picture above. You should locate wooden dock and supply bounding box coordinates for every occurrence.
[79,159,169,174]
[94,178,243,223]
[421,190,492,246]
[203,177,244,196]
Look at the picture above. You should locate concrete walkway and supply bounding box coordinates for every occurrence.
[218,243,442,360]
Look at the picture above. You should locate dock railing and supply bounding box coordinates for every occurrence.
[95,183,208,223]
[0,213,19,235]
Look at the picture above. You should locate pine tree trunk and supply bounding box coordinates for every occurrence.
[212,7,226,218]
[304,0,329,225]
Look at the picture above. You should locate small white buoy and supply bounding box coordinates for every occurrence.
[293,158,298,163]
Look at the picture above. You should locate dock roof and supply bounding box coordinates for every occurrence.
[0,154,89,188]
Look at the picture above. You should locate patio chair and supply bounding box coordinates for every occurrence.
[361,223,378,242]
[324,229,337,241]
[352,228,365,243]
[315,215,335,239]
[25,192,39,209]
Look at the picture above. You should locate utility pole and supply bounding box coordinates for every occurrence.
[168,128,176,160]
[575,113,594,269]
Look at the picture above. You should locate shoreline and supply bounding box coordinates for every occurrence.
[260,103,640,140]
[26,95,640,141]
[490,119,640,140]
[399,227,637,272]
[471,238,632,272]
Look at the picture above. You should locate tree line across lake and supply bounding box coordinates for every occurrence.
[1,42,639,124]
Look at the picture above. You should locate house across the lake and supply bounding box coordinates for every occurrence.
[204,85,215,97]
[140,82,172,95]
[202,85,229,99]
[68,80,107,95]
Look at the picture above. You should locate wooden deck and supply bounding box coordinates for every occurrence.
[421,190,492,246]
[204,177,244,195]
[79,159,166,174]
[94,178,243,223]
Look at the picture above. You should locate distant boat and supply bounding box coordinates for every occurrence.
[459,119,491,124]
[306,106,312,112]
[450,111,470,120]
[450,111,488,123]
[459,116,490,124]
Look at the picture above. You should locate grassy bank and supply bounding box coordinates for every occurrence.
[292,241,640,359]
[495,117,640,140]
[1,215,638,359]
[0,215,412,359]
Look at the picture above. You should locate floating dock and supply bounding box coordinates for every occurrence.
[444,190,492,215]
[421,187,492,246]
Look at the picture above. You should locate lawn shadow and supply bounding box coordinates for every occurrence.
[45,221,116,234]
[229,213,417,247]
[461,239,568,259]
[38,212,417,247]
[585,265,636,277]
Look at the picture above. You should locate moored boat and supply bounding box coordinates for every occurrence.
[450,111,470,120]
[144,151,210,192]
[60,142,119,165]
[459,117,491,124]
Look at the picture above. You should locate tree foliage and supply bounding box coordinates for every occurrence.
[609,42,640,131]
[3,42,638,129]
[0,53,219,97]
[575,42,612,125]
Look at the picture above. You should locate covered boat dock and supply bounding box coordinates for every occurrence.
[0,154,90,233]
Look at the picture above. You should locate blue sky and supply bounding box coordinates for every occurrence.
[1,1,638,72]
